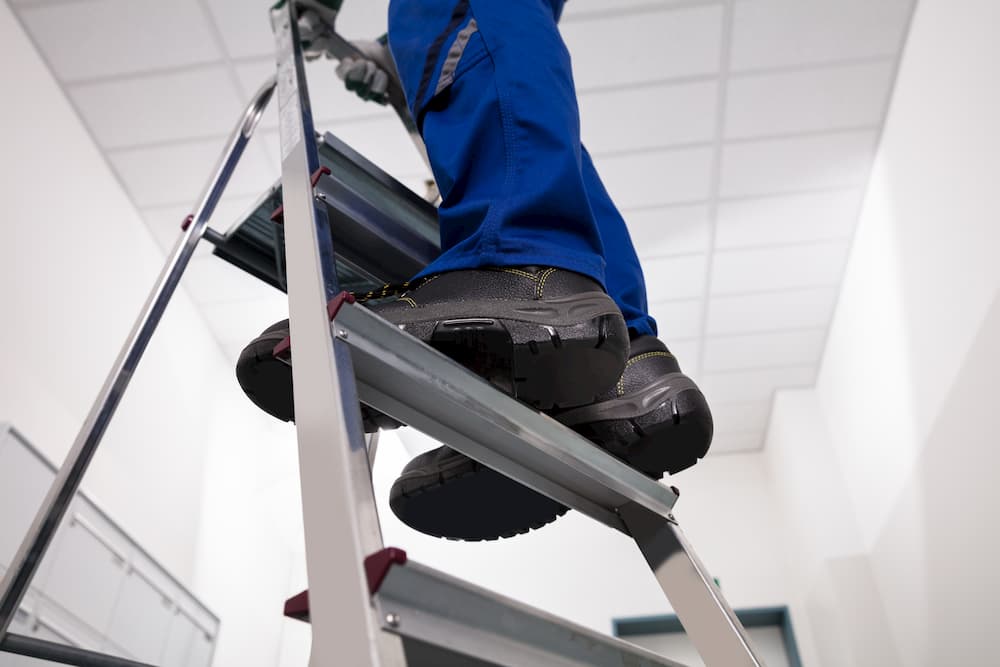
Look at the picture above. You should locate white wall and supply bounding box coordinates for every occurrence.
[764,0,1000,664]
[0,0,223,583]
[0,5,309,664]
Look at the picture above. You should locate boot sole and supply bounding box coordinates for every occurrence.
[556,373,713,478]
[389,455,568,541]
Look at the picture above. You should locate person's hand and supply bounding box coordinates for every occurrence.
[335,39,395,105]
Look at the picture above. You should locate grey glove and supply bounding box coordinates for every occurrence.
[335,39,396,105]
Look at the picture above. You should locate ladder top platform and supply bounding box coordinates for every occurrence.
[212,131,440,295]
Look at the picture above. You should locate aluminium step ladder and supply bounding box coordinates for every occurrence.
[0,2,768,665]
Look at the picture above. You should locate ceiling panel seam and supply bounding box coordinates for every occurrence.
[560,0,725,25]
[701,362,818,377]
[693,0,734,378]
[702,325,828,342]
[193,0,278,173]
[729,53,897,79]
[616,184,861,214]
[722,125,881,146]
[59,59,229,87]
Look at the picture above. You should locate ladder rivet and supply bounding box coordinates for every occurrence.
[385,612,400,628]
[337,329,348,339]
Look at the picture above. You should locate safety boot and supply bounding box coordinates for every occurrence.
[389,336,712,540]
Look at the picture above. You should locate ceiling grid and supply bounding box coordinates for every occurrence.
[9,0,917,454]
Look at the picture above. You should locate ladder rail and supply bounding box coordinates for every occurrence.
[270,3,406,666]
[621,503,767,667]
[0,75,277,640]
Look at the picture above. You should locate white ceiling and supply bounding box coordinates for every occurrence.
[10,0,916,455]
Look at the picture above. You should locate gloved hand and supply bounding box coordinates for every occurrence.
[335,37,396,105]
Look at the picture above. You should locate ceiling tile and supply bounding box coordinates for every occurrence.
[648,299,703,340]
[328,0,392,40]
[700,365,816,403]
[711,241,850,295]
[711,431,764,454]
[19,0,222,82]
[233,58,393,131]
[208,195,269,235]
[730,0,913,72]
[204,0,390,60]
[664,337,701,375]
[233,58,277,105]
[200,296,290,349]
[306,62,397,127]
[562,5,723,89]
[707,286,840,336]
[68,67,245,150]
[183,257,285,306]
[595,146,714,208]
[580,80,717,154]
[281,115,428,182]
[626,204,711,258]
[720,130,878,198]
[641,254,707,301]
[202,0,276,60]
[726,61,896,139]
[702,328,826,372]
[109,141,276,208]
[716,189,862,249]
[711,400,773,436]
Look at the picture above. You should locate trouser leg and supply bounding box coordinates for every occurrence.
[388,0,607,285]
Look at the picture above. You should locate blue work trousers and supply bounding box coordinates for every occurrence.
[388,0,656,337]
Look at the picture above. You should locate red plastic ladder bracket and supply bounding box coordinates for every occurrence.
[269,166,332,224]
[282,548,408,624]
[272,291,356,360]
[364,547,408,595]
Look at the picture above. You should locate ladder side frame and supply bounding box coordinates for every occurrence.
[270,4,405,666]
[620,503,766,667]
[0,73,277,641]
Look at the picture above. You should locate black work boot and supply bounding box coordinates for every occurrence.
[553,335,713,477]
[236,265,629,420]
[388,336,712,541]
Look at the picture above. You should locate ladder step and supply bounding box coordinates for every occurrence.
[335,302,679,532]
[284,548,689,667]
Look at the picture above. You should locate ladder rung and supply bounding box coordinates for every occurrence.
[336,302,680,532]
[283,549,689,667]
[376,555,688,667]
